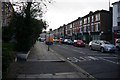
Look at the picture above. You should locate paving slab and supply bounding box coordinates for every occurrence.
[6,41,94,80]
[27,41,64,61]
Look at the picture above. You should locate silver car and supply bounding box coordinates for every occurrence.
[89,40,116,53]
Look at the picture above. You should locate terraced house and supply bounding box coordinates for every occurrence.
[112,1,120,44]
[74,10,112,43]
[51,10,112,44]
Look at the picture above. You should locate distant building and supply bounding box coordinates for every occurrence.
[51,10,112,43]
[76,10,112,43]
[112,1,120,44]
[1,2,14,27]
[0,1,2,27]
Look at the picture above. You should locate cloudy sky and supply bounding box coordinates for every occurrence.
[42,0,119,31]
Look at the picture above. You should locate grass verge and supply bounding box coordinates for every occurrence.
[2,42,16,79]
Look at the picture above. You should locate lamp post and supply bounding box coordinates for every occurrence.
[99,31,104,40]
[88,31,91,42]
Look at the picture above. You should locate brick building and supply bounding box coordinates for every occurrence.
[74,10,112,43]
[1,2,14,27]
[51,10,112,44]
[112,1,120,44]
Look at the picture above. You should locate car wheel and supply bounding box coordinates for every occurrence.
[89,46,92,50]
[101,48,104,53]
[116,46,120,51]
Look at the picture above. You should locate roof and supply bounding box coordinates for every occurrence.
[112,1,120,5]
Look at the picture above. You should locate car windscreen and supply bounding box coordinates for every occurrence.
[102,41,110,44]
[68,39,72,41]
[78,40,83,42]
[116,40,120,43]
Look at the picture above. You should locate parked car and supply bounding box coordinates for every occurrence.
[64,39,68,44]
[41,38,46,42]
[54,39,59,43]
[60,39,65,44]
[73,40,85,47]
[38,37,41,41]
[67,39,73,45]
[89,40,116,53]
[38,37,45,42]
[115,39,120,50]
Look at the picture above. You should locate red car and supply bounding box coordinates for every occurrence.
[73,40,86,47]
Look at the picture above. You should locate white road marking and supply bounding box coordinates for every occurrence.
[102,57,118,59]
[88,54,110,56]
[98,57,120,65]
[72,50,86,54]
[88,56,99,60]
[67,56,99,62]
[17,72,81,78]
[56,44,120,64]
[67,56,120,64]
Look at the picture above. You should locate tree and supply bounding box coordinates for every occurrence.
[9,0,51,52]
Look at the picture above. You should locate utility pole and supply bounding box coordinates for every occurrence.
[109,0,110,10]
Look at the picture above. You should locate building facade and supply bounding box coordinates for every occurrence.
[112,1,120,44]
[51,10,112,44]
[0,1,2,27]
[1,2,14,27]
[76,10,112,43]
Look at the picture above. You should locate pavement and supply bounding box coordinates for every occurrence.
[6,41,96,80]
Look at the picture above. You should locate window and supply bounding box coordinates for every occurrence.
[95,14,100,21]
[84,18,87,24]
[84,26,86,32]
[88,25,90,32]
[118,3,120,14]
[66,26,67,30]
[95,24,98,32]
[70,24,72,28]
[92,16,94,22]
[73,28,74,33]
[80,20,82,25]
[91,25,94,32]
[80,27,82,33]
[88,17,90,23]
[73,23,74,27]
[2,3,4,11]
[95,23,100,32]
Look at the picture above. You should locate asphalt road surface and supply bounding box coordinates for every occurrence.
[50,43,120,79]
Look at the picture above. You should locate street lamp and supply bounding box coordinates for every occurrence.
[99,31,104,40]
[88,31,91,42]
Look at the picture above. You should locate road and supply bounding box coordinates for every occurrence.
[50,43,120,79]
